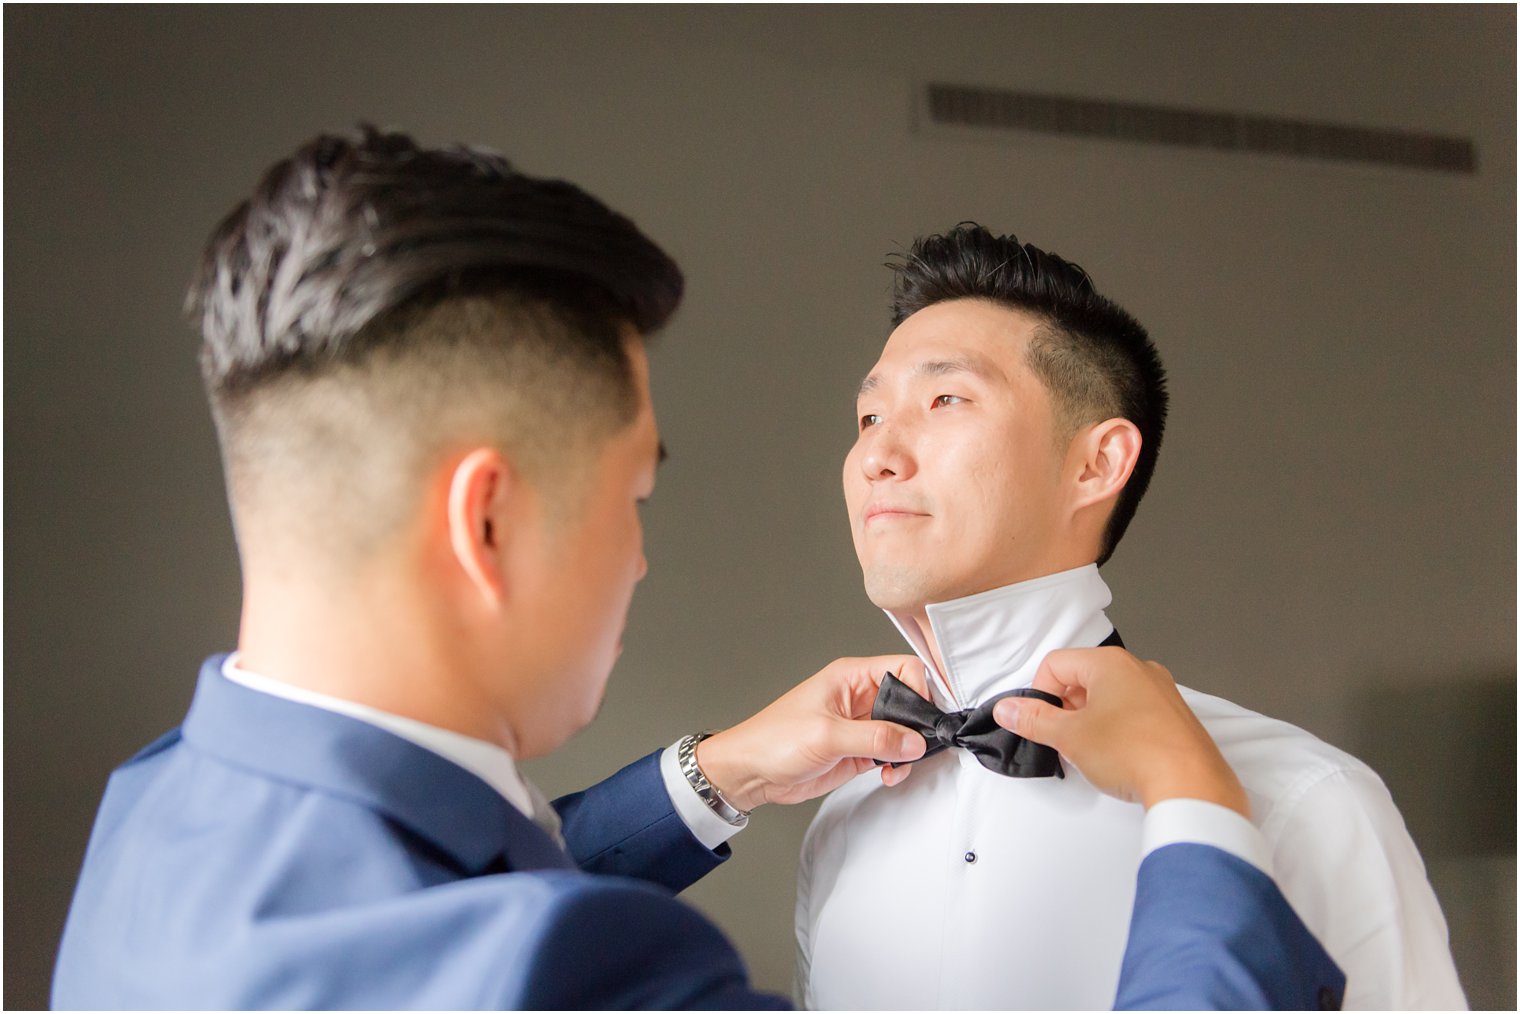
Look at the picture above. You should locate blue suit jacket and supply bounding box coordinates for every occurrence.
[55,657,1343,1010]
[1120,845,1343,1010]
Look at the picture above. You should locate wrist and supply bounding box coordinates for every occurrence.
[1140,759,1249,819]
[695,729,768,813]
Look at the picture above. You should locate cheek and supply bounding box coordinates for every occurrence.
[618,511,650,598]
[939,437,1036,536]
[936,434,1003,502]
[607,515,641,588]
[841,446,864,499]
[572,509,639,605]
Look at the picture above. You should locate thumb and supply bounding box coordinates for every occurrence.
[993,698,1069,750]
[828,718,927,763]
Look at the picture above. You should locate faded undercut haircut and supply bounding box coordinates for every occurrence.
[888,224,1167,566]
[186,126,682,557]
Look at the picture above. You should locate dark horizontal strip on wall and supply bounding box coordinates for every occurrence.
[924,83,1477,174]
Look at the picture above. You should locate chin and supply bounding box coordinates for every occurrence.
[515,693,607,760]
[566,674,612,734]
[864,557,985,612]
[515,727,571,761]
[862,566,933,613]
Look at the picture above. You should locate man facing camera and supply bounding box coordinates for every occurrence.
[795,225,1466,1010]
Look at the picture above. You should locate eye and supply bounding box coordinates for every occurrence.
[932,395,967,409]
[859,413,882,430]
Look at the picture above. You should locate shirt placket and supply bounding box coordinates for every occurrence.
[939,750,985,1009]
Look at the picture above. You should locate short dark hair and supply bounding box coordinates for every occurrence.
[189,126,681,398]
[889,224,1167,566]
[186,126,683,555]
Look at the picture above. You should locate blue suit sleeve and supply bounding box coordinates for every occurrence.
[1116,843,1345,1011]
[517,878,790,1010]
[554,751,728,893]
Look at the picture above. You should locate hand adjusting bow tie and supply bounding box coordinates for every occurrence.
[872,673,1065,778]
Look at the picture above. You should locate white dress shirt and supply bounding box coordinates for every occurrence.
[222,656,744,851]
[795,565,1467,1011]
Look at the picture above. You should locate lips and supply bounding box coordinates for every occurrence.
[863,504,930,524]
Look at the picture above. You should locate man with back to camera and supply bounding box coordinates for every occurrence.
[53,129,1344,1009]
[794,225,1468,1010]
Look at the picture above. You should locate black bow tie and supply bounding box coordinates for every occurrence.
[872,673,1065,778]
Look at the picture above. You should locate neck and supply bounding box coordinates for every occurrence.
[236,555,521,757]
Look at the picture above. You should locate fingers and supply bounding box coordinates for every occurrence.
[1031,645,1149,703]
[1140,659,1179,691]
[992,697,1067,750]
[1029,648,1100,698]
[825,717,927,764]
[881,761,913,787]
[838,655,928,719]
[855,655,926,694]
[846,655,924,685]
[891,657,931,700]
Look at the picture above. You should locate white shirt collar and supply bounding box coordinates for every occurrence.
[220,654,540,822]
[885,563,1116,709]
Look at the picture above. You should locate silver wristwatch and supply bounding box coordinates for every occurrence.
[676,732,751,826]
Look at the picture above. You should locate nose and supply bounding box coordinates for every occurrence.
[859,423,915,482]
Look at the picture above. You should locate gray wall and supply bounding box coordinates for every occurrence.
[7,6,1514,1009]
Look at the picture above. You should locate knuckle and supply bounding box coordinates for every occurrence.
[803,721,834,759]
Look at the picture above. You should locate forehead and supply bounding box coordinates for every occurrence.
[623,337,658,429]
[881,299,1045,366]
[875,299,1042,375]
[581,331,657,473]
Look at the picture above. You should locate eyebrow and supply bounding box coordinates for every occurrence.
[856,355,1000,401]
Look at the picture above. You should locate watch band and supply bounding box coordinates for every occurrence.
[677,732,751,826]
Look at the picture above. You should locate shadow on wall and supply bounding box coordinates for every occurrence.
[1352,675,1517,1010]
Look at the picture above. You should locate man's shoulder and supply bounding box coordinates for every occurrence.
[59,734,768,1008]
[1178,685,1386,824]
[1179,685,1371,776]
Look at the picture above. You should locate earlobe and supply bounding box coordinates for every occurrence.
[447,448,511,606]
[1073,419,1141,511]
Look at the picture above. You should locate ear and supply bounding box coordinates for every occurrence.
[1069,418,1142,514]
[446,447,516,606]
